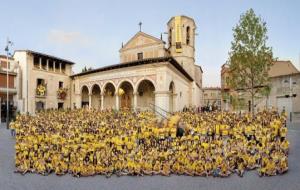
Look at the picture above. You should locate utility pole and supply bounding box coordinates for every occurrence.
[4,38,13,129]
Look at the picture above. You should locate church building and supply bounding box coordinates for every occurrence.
[12,15,203,116]
[71,15,203,115]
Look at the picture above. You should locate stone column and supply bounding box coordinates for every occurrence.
[39,57,42,69]
[101,92,104,110]
[154,91,170,118]
[59,62,62,73]
[88,94,92,109]
[116,94,119,110]
[133,91,137,111]
[46,59,49,71]
[53,61,56,72]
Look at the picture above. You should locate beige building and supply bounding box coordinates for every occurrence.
[260,61,300,121]
[221,61,300,121]
[11,15,203,116]
[13,50,73,114]
[203,87,221,110]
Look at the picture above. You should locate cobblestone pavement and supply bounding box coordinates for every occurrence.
[0,122,299,190]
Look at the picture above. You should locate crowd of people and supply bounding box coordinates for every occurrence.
[10,108,289,177]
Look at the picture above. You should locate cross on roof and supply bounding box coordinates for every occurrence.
[139,22,142,32]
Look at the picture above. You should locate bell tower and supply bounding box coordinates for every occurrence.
[167,15,196,79]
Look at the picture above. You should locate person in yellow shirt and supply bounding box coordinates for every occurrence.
[236,161,245,177]
[204,160,212,177]
[153,160,161,175]
[215,124,220,137]
[281,139,289,154]
[143,160,153,175]
[161,161,171,176]
[278,157,288,174]
[220,162,230,177]
[195,160,205,176]
[265,158,276,176]
[280,127,288,141]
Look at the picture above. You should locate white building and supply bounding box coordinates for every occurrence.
[12,15,203,116]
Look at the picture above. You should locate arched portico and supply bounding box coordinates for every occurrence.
[136,79,155,110]
[91,84,101,109]
[103,82,116,109]
[169,81,175,113]
[81,85,89,108]
[118,81,134,109]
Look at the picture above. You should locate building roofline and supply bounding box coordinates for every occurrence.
[167,15,197,27]
[14,50,76,65]
[275,60,299,72]
[119,31,165,52]
[270,72,300,78]
[0,55,14,60]
[71,56,193,81]
[195,64,203,73]
[203,87,221,90]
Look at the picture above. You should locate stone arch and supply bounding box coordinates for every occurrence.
[118,80,134,109]
[136,79,155,110]
[134,77,157,93]
[116,79,134,92]
[80,84,90,95]
[81,85,89,108]
[103,81,116,109]
[169,81,175,113]
[91,83,101,109]
[102,80,116,92]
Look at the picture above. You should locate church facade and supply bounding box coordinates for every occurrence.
[11,15,203,116]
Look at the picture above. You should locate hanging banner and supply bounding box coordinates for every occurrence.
[175,16,182,53]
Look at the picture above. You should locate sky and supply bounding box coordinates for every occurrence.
[0,0,299,87]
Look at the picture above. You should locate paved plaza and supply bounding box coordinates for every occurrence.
[0,122,299,190]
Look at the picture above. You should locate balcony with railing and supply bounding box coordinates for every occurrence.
[276,87,291,96]
[36,84,47,98]
[57,87,68,100]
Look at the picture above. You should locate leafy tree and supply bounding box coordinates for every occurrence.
[82,66,87,72]
[81,66,93,72]
[228,9,274,116]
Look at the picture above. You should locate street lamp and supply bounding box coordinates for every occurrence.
[4,38,13,129]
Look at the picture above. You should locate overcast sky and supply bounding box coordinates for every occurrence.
[0,0,299,87]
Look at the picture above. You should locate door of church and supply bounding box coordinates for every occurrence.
[121,95,131,108]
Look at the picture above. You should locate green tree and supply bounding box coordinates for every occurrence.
[228,9,274,116]
[81,66,93,72]
[82,66,87,72]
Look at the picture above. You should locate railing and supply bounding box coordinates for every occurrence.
[149,103,172,119]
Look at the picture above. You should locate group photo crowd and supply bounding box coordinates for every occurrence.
[10,108,289,178]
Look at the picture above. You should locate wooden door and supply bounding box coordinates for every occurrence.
[121,95,131,108]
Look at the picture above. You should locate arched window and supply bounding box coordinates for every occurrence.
[186,26,190,45]
[168,28,172,47]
